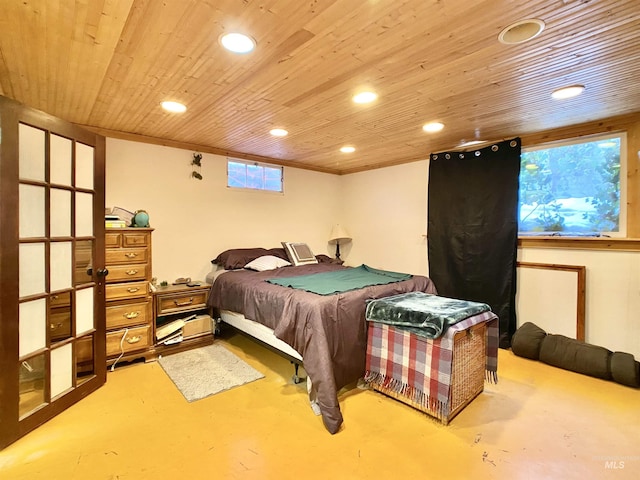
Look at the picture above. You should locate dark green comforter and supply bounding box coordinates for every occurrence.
[365,291,491,339]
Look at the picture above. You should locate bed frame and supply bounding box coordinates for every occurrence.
[219,310,305,383]
[207,268,305,383]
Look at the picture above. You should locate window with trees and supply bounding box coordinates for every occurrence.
[227,158,283,192]
[519,133,625,236]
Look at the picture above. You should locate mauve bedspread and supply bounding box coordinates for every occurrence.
[207,263,437,434]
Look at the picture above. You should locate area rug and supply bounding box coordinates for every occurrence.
[158,343,265,402]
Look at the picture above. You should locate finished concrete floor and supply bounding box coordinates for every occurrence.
[1,331,639,479]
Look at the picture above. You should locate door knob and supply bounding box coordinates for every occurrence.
[97,268,109,277]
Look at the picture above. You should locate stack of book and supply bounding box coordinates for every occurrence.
[156,317,190,345]
[105,214,127,228]
[156,314,213,345]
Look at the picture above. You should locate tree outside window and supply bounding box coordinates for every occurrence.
[519,134,623,235]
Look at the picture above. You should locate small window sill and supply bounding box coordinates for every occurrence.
[518,236,640,252]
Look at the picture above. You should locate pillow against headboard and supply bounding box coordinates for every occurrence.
[244,255,291,271]
[265,247,289,261]
[315,254,334,264]
[282,242,319,266]
[212,247,291,270]
[212,248,269,270]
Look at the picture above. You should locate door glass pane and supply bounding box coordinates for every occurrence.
[50,344,73,398]
[50,242,72,291]
[19,353,47,418]
[18,123,45,182]
[50,188,72,237]
[76,334,94,385]
[19,243,45,297]
[19,299,47,356]
[75,143,94,189]
[74,240,93,285]
[19,184,45,238]
[75,192,93,237]
[50,134,72,186]
[49,291,72,343]
[76,287,94,335]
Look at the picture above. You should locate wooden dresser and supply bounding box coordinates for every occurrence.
[105,227,154,366]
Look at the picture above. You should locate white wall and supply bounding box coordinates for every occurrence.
[106,138,341,283]
[518,248,640,359]
[340,161,430,275]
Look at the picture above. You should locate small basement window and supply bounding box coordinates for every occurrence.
[227,158,283,193]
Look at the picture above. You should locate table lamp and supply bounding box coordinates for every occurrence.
[329,224,352,260]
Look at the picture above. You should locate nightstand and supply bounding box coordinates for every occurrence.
[153,283,214,356]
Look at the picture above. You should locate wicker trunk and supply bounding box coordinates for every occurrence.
[367,322,488,425]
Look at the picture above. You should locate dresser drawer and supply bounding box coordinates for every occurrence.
[50,309,72,342]
[50,290,72,307]
[122,232,149,248]
[106,281,149,300]
[106,264,150,283]
[106,247,149,265]
[106,325,151,357]
[156,290,208,315]
[107,300,152,330]
[105,232,121,248]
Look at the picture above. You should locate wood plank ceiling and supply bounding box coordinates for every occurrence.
[1,0,639,174]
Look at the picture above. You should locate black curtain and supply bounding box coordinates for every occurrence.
[427,138,521,348]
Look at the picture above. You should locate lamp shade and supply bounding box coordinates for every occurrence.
[329,224,351,244]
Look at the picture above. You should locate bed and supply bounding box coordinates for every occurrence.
[206,246,438,434]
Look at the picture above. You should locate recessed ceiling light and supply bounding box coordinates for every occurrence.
[352,91,378,104]
[161,101,187,113]
[340,146,356,153]
[423,122,444,133]
[270,128,288,137]
[220,32,256,54]
[498,19,545,45]
[551,85,585,99]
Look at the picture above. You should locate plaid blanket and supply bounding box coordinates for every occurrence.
[364,311,498,420]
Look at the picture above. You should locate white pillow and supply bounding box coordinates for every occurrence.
[244,255,291,272]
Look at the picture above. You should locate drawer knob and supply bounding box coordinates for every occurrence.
[50,322,63,330]
[124,311,140,319]
[127,287,140,293]
[174,297,194,307]
[125,253,138,258]
[126,335,141,344]
[126,269,138,276]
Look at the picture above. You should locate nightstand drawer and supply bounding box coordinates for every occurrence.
[106,248,149,265]
[106,264,150,283]
[107,325,151,356]
[107,300,152,329]
[106,281,149,300]
[156,290,208,315]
